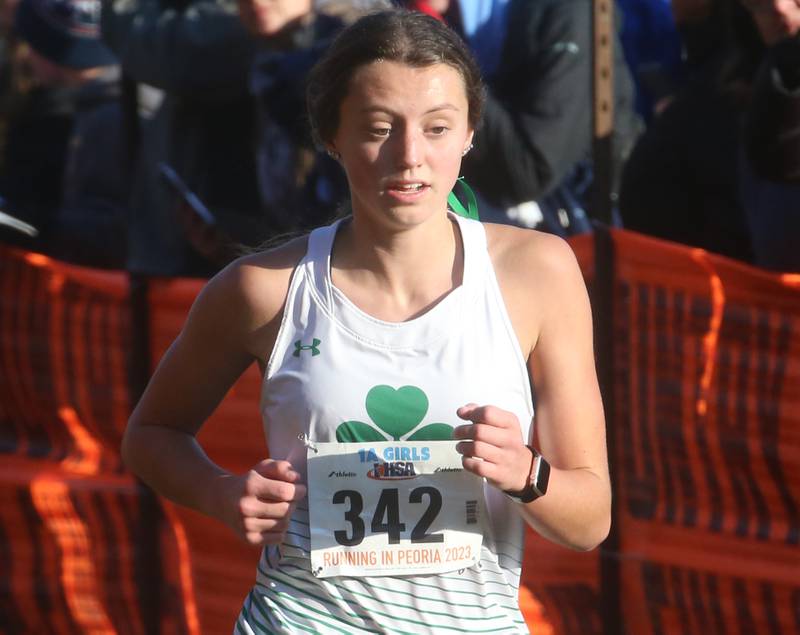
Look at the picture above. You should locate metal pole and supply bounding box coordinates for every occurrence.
[121,74,162,635]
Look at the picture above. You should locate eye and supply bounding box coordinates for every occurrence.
[370,127,391,137]
[428,126,449,136]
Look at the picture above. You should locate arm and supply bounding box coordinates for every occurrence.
[122,242,307,544]
[455,230,610,551]
[101,0,256,95]
[740,0,800,182]
[744,35,800,183]
[461,0,593,206]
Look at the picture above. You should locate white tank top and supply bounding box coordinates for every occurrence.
[237,214,534,634]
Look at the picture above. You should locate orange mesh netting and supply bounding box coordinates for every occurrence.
[1,229,798,634]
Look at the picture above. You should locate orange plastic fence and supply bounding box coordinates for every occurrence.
[0,246,183,634]
[601,230,800,634]
[1,229,799,634]
[146,276,267,635]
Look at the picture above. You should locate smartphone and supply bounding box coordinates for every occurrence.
[0,195,39,237]
[157,163,217,226]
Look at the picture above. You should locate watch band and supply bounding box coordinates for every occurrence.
[503,445,550,503]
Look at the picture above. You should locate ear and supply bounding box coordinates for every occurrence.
[463,129,475,155]
[461,129,475,158]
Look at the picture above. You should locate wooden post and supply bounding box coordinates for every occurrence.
[592,1,622,633]
[592,0,615,225]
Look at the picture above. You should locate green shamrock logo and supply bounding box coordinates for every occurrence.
[336,385,453,442]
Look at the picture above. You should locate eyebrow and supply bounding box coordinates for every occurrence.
[359,103,461,116]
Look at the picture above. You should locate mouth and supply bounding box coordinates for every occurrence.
[384,181,429,196]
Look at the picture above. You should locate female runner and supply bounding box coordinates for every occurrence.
[123,9,611,633]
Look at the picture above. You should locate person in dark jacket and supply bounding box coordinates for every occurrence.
[401,0,641,236]
[1,0,126,266]
[101,0,262,276]
[739,0,800,271]
[102,0,382,276]
[246,1,384,237]
[619,0,765,263]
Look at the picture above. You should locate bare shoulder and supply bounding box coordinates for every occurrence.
[483,223,587,356]
[483,222,582,288]
[187,235,309,358]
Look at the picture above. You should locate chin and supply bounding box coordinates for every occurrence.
[384,203,444,227]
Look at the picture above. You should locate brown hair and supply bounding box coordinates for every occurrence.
[306,9,485,148]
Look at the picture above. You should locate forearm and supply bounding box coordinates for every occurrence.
[121,423,233,521]
[744,37,800,182]
[516,464,611,551]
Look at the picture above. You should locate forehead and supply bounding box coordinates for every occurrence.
[343,60,469,114]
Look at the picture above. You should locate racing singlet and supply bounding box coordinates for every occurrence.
[236,213,534,634]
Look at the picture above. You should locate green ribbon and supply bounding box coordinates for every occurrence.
[447,177,479,221]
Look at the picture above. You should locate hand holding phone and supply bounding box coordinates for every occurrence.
[158,163,217,226]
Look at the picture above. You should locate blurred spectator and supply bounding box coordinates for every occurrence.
[102,0,380,276]
[245,0,381,238]
[0,0,126,266]
[402,0,642,237]
[0,0,20,111]
[616,0,684,120]
[739,0,800,271]
[742,0,800,181]
[102,0,261,276]
[619,0,762,262]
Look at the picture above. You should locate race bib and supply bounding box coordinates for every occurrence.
[307,441,485,578]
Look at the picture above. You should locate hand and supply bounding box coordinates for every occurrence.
[219,459,307,546]
[177,200,235,266]
[236,0,311,38]
[453,404,532,493]
[741,0,800,45]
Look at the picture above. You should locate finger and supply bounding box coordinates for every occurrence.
[289,483,307,501]
[240,497,294,520]
[254,459,301,482]
[248,474,307,502]
[461,456,503,484]
[453,423,516,446]
[456,404,517,429]
[455,403,479,420]
[244,528,286,546]
[455,440,505,465]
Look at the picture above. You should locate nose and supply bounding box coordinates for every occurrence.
[395,128,421,169]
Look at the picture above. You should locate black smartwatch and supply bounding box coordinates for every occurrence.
[503,446,550,503]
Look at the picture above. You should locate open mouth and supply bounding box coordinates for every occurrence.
[386,182,427,194]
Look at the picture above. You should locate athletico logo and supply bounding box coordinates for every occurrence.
[328,470,356,478]
[293,338,321,357]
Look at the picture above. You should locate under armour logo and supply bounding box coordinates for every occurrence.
[293,338,321,357]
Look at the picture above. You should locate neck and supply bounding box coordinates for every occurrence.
[331,212,463,321]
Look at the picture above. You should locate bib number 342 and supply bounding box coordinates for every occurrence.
[307,441,485,578]
[333,486,442,546]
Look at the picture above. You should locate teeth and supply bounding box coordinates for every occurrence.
[394,184,423,191]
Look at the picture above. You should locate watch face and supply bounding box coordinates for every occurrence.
[503,449,550,503]
[533,455,551,496]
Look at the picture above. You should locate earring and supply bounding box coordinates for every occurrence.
[327,149,341,161]
[462,143,473,157]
